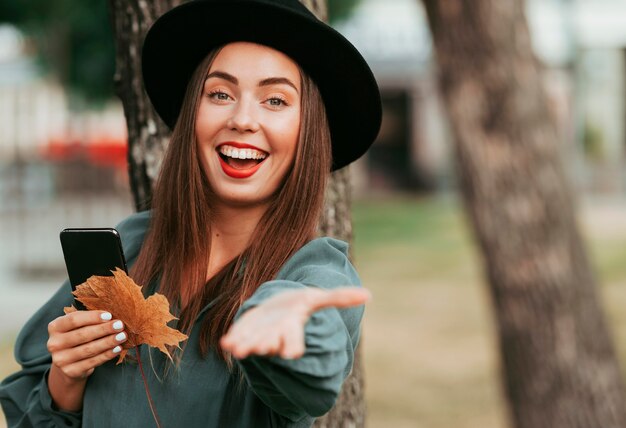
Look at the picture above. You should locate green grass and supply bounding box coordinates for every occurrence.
[0,334,18,379]
[353,196,506,428]
[353,195,626,428]
[584,215,626,385]
[353,196,480,282]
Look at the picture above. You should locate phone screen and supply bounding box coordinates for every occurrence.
[60,228,128,309]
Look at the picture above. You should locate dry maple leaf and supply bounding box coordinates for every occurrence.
[64,268,188,364]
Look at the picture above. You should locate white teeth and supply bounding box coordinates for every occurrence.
[219,145,267,160]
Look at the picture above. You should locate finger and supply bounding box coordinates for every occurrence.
[48,310,114,334]
[48,320,124,352]
[220,333,234,351]
[60,345,124,379]
[220,328,244,355]
[220,323,248,350]
[220,309,264,350]
[247,331,282,357]
[53,330,127,368]
[228,342,251,360]
[222,322,278,359]
[223,331,259,359]
[279,323,305,360]
[308,288,371,312]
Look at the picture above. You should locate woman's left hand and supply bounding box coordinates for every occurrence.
[220,287,370,360]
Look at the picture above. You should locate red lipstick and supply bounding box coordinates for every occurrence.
[217,141,268,151]
[218,156,264,178]
[216,142,268,179]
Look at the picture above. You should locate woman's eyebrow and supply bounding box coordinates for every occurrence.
[206,70,238,84]
[258,77,299,93]
[205,71,298,93]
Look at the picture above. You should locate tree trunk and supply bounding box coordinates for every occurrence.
[421,1,626,427]
[299,3,365,425]
[109,0,364,426]
[317,167,366,428]
[108,0,183,211]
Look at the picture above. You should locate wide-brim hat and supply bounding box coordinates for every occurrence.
[142,0,382,171]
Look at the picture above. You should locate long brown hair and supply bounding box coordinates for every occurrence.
[131,45,332,360]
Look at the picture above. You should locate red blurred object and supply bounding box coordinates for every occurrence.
[42,137,128,171]
[85,138,127,169]
[43,138,82,161]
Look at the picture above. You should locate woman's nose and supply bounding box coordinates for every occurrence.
[227,99,260,133]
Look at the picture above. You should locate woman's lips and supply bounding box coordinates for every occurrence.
[216,142,268,179]
[218,141,267,151]
[218,155,264,178]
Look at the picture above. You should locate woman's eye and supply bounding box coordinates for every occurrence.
[209,91,231,101]
[266,97,287,107]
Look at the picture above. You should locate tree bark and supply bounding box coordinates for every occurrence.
[109,0,364,426]
[317,167,366,428]
[108,0,183,211]
[421,1,626,427]
[301,3,366,425]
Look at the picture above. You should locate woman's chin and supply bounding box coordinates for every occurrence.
[210,187,274,210]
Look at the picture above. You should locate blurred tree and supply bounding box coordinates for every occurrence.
[109,0,365,426]
[327,0,361,24]
[0,0,115,104]
[108,0,178,210]
[421,1,626,427]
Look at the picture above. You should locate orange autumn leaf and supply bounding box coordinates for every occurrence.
[64,268,188,364]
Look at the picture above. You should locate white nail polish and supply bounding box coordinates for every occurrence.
[100,312,112,321]
[112,321,123,330]
[115,332,126,342]
[112,346,122,354]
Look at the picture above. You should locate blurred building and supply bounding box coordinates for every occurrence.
[334,0,445,194]
[0,24,128,204]
[528,0,626,194]
[335,0,626,195]
[2,0,626,197]
[0,24,130,285]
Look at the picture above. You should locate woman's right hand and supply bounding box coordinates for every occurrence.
[46,310,127,411]
[47,310,127,379]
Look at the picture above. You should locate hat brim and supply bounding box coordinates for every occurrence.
[142,0,382,170]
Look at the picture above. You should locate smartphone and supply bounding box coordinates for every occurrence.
[60,228,128,310]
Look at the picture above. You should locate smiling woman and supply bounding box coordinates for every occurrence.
[196,42,302,208]
[0,1,382,427]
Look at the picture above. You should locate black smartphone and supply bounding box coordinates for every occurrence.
[60,228,128,310]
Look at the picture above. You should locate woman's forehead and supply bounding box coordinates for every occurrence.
[207,42,301,88]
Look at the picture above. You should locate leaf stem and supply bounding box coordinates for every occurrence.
[136,346,163,428]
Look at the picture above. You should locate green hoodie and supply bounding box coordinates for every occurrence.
[0,211,363,428]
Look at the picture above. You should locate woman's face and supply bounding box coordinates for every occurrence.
[196,42,301,209]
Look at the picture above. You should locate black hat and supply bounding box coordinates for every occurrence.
[142,0,382,170]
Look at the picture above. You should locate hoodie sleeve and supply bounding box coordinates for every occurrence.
[0,283,82,428]
[0,211,151,427]
[234,238,364,422]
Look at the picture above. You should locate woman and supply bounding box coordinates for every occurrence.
[0,0,381,426]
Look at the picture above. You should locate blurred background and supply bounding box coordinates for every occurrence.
[2,0,626,427]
